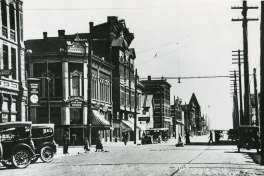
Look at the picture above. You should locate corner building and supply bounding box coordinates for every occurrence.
[0,0,27,123]
[25,31,113,145]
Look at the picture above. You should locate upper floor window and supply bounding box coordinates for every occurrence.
[70,71,82,97]
[1,0,7,26]
[3,44,8,72]
[40,72,55,98]
[11,48,16,79]
[9,4,15,30]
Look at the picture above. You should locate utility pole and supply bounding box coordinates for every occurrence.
[232,50,244,125]
[253,68,259,126]
[134,69,138,144]
[230,70,239,129]
[260,0,264,165]
[231,1,258,125]
[87,22,93,146]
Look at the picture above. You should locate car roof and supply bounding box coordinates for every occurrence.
[0,122,32,128]
[32,123,54,129]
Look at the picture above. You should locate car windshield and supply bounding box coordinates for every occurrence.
[32,127,53,138]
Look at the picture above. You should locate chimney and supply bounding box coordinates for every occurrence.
[58,30,65,38]
[107,16,118,23]
[43,32,47,39]
[147,75,151,81]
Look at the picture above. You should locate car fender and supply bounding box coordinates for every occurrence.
[40,142,57,152]
[12,143,35,157]
[0,142,3,160]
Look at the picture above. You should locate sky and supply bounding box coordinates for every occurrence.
[23,0,261,130]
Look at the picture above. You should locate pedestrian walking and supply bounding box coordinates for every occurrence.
[63,130,70,154]
[123,132,128,146]
[95,134,104,152]
[84,136,90,153]
[185,131,190,144]
[208,131,213,145]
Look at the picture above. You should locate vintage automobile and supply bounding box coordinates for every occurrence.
[31,124,57,163]
[237,126,260,153]
[0,122,35,168]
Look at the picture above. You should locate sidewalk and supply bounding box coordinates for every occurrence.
[55,141,137,158]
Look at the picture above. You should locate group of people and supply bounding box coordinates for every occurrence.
[62,130,104,154]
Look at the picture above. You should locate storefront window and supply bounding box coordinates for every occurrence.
[70,108,83,124]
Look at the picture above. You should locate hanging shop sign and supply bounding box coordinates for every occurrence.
[69,97,83,107]
[28,78,40,106]
[0,69,12,76]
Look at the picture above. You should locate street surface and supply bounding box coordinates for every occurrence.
[1,136,264,176]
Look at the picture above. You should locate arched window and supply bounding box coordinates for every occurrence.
[70,71,82,97]
[9,3,15,30]
[1,0,7,26]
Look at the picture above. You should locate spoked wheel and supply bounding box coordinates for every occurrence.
[40,146,54,163]
[12,149,31,168]
[1,160,14,169]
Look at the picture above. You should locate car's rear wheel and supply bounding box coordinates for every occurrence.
[12,148,31,168]
[40,146,54,163]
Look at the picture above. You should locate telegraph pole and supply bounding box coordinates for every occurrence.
[260,0,264,165]
[134,69,138,144]
[87,22,93,146]
[231,1,258,125]
[232,50,244,125]
[253,68,259,126]
[230,71,239,129]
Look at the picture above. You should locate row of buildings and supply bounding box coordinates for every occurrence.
[0,0,208,145]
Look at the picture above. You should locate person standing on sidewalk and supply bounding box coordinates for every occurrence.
[84,136,90,153]
[123,132,128,146]
[208,130,213,145]
[63,130,70,154]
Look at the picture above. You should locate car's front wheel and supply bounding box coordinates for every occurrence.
[12,148,31,168]
[40,146,54,163]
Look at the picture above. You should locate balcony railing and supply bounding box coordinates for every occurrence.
[2,26,8,38]
[10,29,16,41]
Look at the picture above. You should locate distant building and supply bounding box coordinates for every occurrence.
[0,0,27,123]
[25,31,113,145]
[137,93,154,140]
[140,76,172,136]
[182,93,201,136]
[171,97,184,140]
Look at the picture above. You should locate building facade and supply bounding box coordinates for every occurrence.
[25,31,113,145]
[92,16,141,141]
[171,97,184,140]
[0,0,27,123]
[182,93,201,136]
[140,76,172,136]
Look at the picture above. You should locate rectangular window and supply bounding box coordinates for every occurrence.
[11,48,16,79]
[3,45,8,73]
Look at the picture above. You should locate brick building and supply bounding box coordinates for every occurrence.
[140,76,172,136]
[0,0,27,123]
[25,31,113,145]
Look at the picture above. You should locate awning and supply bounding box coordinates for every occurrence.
[92,110,111,128]
[146,128,169,132]
[121,120,141,132]
[143,95,153,108]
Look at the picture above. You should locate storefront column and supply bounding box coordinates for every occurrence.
[61,106,70,125]
[83,106,87,125]
[83,63,87,101]
[62,61,69,100]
